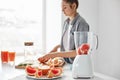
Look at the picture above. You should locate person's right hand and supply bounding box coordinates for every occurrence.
[38,53,56,63]
[38,57,49,63]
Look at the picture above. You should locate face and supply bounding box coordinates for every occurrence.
[62,1,76,17]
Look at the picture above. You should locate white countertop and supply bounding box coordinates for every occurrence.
[0,56,119,80]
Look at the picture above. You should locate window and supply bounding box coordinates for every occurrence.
[0,0,43,54]
[0,0,62,54]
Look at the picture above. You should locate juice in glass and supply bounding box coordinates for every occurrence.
[9,52,15,61]
[1,51,9,63]
[8,51,16,66]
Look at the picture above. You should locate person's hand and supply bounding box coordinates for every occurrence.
[38,56,48,63]
[38,53,56,63]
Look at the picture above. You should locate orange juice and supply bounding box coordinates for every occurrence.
[9,52,15,61]
[1,51,9,63]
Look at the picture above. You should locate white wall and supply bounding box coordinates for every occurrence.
[97,0,120,79]
[46,0,62,52]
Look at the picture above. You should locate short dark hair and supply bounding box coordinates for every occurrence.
[63,0,79,9]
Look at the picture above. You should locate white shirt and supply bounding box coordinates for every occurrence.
[63,22,73,63]
[63,22,72,51]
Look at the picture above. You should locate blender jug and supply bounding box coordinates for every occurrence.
[72,31,98,79]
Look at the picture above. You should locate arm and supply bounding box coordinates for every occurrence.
[46,50,76,58]
[38,50,77,62]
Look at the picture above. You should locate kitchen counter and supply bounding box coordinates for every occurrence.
[0,57,119,80]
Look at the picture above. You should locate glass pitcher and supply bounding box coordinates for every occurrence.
[74,31,98,55]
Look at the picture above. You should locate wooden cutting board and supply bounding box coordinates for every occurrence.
[15,65,26,69]
[15,62,33,69]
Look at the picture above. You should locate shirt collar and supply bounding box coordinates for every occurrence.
[66,13,80,25]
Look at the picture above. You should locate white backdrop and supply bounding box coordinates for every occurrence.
[97,0,120,79]
[46,0,62,52]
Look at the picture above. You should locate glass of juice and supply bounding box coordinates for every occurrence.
[8,51,16,66]
[1,51,9,63]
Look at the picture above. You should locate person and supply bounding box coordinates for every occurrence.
[38,0,89,64]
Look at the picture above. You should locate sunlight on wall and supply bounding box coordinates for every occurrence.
[0,0,43,54]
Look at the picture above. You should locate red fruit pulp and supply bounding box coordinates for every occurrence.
[37,70,42,76]
[51,69,59,74]
[26,66,36,75]
[77,43,90,55]
[81,43,90,51]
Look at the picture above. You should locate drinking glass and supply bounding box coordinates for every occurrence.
[1,51,9,63]
[8,51,16,66]
[0,39,9,63]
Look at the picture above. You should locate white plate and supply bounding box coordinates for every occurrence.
[26,75,62,80]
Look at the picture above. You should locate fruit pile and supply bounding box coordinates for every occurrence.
[38,57,65,67]
[25,57,64,79]
[77,43,90,55]
[46,57,65,67]
[25,65,63,78]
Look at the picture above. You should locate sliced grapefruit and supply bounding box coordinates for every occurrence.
[50,67,62,77]
[78,43,90,55]
[47,58,61,67]
[47,69,54,78]
[25,65,37,76]
[35,69,42,78]
[38,65,50,75]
